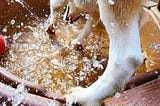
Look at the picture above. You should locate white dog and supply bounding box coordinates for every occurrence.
[48,0,143,106]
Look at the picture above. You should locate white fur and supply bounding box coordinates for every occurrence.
[49,0,143,106]
[47,0,68,26]
[48,0,99,46]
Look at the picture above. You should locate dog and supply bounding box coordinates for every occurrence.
[48,0,143,106]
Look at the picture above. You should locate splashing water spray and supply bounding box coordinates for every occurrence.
[14,0,48,33]
[15,0,40,21]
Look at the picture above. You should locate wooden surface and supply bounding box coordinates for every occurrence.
[0,82,61,106]
[0,67,65,104]
[104,78,160,106]
[126,69,160,90]
[103,69,160,106]
[1,66,160,106]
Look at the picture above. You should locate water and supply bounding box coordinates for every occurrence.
[114,92,121,98]
[2,14,159,95]
[11,83,27,106]
[108,0,115,5]
[10,19,16,25]
[15,0,40,21]
[0,83,27,106]
[2,27,8,33]
[3,17,108,94]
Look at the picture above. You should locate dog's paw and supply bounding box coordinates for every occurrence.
[46,24,56,39]
[65,87,101,106]
[74,44,83,51]
[71,39,84,51]
[46,24,55,35]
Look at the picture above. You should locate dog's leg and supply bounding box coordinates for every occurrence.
[66,1,143,106]
[72,14,100,50]
[47,0,60,26]
[47,0,69,26]
[71,0,99,50]
[63,5,70,22]
[46,0,69,38]
[66,18,143,105]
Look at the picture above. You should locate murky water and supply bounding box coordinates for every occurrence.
[2,18,108,94]
[0,0,160,95]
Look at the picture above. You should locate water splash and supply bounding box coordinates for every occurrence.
[3,14,109,94]
[15,0,39,21]
[2,27,8,33]
[114,92,121,98]
[11,83,27,106]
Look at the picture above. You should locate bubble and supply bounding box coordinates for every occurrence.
[10,19,16,25]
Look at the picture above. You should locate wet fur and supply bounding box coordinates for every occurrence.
[107,0,142,28]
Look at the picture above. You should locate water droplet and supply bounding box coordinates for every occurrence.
[108,0,115,5]
[2,102,7,106]
[2,27,7,33]
[10,19,16,25]
[114,92,121,98]
[11,83,27,106]
[124,96,128,99]
[21,22,24,26]
[92,24,96,28]
[155,71,158,74]
[68,64,77,71]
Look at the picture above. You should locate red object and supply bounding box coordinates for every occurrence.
[0,34,7,55]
